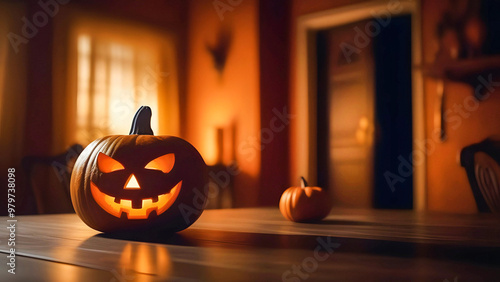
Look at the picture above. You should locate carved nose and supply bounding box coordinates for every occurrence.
[124,174,141,189]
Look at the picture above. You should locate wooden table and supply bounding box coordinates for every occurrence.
[1,208,500,281]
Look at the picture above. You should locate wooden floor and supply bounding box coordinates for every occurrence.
[1,208,500,281]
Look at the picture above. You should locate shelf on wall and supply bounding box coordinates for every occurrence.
[422,55,500,142]
[425,55,500,99]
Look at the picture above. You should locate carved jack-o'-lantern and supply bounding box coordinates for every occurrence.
[70,106,208,233]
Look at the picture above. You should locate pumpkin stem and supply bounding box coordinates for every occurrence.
[129,106,154,135]
[300,176,308,188]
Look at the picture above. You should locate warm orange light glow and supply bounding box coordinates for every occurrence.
[144,153,175,173]
[75,30,161,144]
[119,243,172,279]
[76,35,91,144]
[124,174,141,189]
[90,181,182,219]
[97,152,124,173]
[203,126,233,166]
[203,128,218,166]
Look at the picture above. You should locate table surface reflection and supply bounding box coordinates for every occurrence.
[1,207,500,281]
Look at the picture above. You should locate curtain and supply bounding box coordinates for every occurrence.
[0,1,28,214]
[52,14,179,150]
[0,2,28,172]
[74,34,161,144]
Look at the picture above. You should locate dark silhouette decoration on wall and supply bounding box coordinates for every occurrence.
[206,26,232,73]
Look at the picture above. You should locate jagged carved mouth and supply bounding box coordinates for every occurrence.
[90,181,182,219]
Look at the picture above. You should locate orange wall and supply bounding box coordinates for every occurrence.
[289,0,368,188]
[292,0,367,16]
[290,0,500,213]
[422,0,500,213]
[186,0,260,207]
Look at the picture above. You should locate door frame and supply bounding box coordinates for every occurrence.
[292,0,425,210]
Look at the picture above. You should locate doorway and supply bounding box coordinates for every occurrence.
[316,15,413,209]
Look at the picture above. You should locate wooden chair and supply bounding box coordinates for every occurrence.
[22,144,83,214]
[460,138,500,213]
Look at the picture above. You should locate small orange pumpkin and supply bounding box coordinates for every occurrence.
[279,177,332,222]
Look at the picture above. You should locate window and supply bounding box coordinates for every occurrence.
[63,16,179,146]
[76,34,161,143]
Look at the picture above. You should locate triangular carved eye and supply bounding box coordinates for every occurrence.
[145,153,175,173]
[97,153,125,173]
